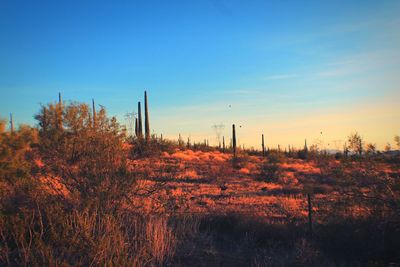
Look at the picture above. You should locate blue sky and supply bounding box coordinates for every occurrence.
[1,0,399,149]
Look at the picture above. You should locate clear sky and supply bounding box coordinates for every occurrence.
[1,0,399,150]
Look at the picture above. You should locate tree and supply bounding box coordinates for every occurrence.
[395,135,400,149]
[365,143,376,155]
[347,132,364,156]
[384,143,391,152]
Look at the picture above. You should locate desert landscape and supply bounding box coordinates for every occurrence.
[1,92,399,266]
[1,1,400,266]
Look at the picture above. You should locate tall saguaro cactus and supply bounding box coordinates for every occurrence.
[135,118,138,137]
[144,90,150,141]
[92,98,96,129]
[232,124,237,158]
[138,101,143,138]
[222,136,225,153]
[9,113,14,133]
[262,134,265,157]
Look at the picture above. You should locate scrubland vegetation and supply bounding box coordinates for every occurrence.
[1,97,400,266]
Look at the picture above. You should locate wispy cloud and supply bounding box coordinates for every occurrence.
[313,49,400,79]
[262,74,298,81]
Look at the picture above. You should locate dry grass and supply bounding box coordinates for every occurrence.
[5,147,400,266]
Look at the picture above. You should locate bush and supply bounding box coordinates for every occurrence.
[35,102,132,207]
[0,103,175,266]
[297,149,308,160]
[130,136,176,158]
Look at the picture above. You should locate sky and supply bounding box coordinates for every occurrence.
[0,0,399,150]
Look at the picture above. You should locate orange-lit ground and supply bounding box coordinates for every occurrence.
[36,148,398,222]
[125,149,396,221]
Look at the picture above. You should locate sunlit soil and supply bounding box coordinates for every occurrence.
[126,149,328,222]
[37,148,398,222]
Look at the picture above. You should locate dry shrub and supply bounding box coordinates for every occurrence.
[276,197,305,220]
[259,161,281,182]
[178,169,199,179]
[130,136,177,158]
[278,171,299,185]
[172,150,198,161]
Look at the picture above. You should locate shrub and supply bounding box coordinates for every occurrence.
[35,102,131,208]
[130,136,176,158]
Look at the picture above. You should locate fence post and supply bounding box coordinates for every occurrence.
[307,193,313,238]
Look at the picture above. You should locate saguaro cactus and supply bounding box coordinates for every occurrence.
[138,101,143,138]
[92,98,96,129]
[9,113,14,133]
[232,124,237,158]
[262,134,265,157]
[222,136,225,153]
[144,90,150,141]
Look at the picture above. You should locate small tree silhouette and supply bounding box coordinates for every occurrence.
[347,132,364,156]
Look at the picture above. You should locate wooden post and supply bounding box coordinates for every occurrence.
[232,124,236,158]
[262,134,265,157]
[222,136,225,153]
[92,98,96,129]
[9,113,14,133]
[307,193,313,238]
[144,90,150,141]
[138,101,143,138]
